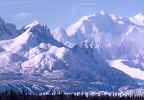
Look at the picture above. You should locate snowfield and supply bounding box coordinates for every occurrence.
[109,59,144,80]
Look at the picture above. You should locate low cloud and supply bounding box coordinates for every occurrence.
[15,12,32,18]
[79,2,97,7]
[7,12,35,28]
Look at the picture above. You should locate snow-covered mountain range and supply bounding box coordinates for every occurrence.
[1,11,144,93]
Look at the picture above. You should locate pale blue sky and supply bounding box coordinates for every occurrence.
[0,0,144,29]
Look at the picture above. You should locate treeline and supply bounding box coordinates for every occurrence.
[0,91,144,100]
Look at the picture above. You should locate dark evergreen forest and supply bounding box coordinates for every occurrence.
[0,91,144,100]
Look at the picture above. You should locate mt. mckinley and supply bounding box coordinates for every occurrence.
[0,11,144,93]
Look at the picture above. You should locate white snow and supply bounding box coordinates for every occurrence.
[109,59,144,80]
[129,13,144,26]
[100,10,105,15]
[0,21,40,53]
[66,14,95,36]
[25,21,40,29]
[109,14,117,21]
[48,46,67,59]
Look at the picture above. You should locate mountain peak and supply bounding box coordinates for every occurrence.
[136,12,144,16]
[25,20,40,30]
[129,12,144,26]
[66,14,96,36]
[66,11,126,37]
[99,10,105,15]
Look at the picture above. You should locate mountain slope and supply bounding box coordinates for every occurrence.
[52,12,144,87]
[0,17,19,40]
[1,12,144,93]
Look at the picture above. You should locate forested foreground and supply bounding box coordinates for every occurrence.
[0,91,144,100]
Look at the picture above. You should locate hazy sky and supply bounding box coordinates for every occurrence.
[0,0,144,29]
